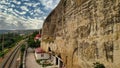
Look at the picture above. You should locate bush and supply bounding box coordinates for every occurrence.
[36,60,41,64]
[27,31,40,48]
[36,59,53,67]
[0,52,4,57]
[93,62,105,68]
[21,45,25,53]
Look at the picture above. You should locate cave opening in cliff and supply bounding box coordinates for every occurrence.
[56,57,58,65]
[48,47,51,52]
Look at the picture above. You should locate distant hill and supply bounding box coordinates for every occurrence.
[0,29,40,34]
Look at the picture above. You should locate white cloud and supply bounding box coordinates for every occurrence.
[30,11,34,15]
[0,12,43,30]
[14,9,20,13]
[7,8,13,12]
[0,5,4,9]
[12,0,21,5]
[24,18,43,29]
[35,8,41,13]
[40,0,60,10]
[43,16,47,19]
[24,2,33,6]
[17,1,21,4]
[0,5,7,9]
[0,0,7,4]
[0,0,60,30]
[34,8,43,14]
[22,0,29,1]
[11,4,15,7]
[20,6,29,11]
[33,3,40,7]
[11,9,27,16]
[19,11,27,15]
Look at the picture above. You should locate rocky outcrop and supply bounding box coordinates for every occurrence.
[41,0,120,68]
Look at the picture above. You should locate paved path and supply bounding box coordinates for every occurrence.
[26,48,58,68]
[26,48,42,68]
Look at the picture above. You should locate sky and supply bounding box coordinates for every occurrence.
[0,0,60,30]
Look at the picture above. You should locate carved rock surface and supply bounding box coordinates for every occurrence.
[41,0,120,68]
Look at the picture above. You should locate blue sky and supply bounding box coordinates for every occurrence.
[0,0,60,30]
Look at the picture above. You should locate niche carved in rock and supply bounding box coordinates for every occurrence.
[104,41,114,62]
[77,24,91,38]
[79,41,97,60]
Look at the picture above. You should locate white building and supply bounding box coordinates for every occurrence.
[35,48,50,60]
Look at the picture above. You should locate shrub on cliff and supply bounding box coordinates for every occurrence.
[93,62,105,68]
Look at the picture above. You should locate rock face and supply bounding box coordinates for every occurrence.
[41,0,120,68]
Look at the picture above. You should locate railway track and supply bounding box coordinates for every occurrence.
[0,40,24,68]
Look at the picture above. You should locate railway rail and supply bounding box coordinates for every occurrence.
[0,40,24,68]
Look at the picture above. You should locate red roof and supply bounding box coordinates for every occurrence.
[35,48,45,53]
[34,34,41,40]
[36,34,41,37]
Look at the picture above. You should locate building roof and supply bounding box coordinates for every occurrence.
[35,48,45,53]
[36,34,41,37]
[34,34,41,40]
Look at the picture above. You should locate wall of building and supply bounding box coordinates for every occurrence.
[35,52,49,60]
[41,0,120,68]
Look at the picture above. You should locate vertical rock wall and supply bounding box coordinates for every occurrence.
[41,0,120,68]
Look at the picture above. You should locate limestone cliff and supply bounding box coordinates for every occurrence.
[41,0,120,68]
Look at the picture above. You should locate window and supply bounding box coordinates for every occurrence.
[41,53,44,57]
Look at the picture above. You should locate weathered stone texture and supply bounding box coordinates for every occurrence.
[41,0,120,68]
